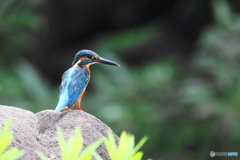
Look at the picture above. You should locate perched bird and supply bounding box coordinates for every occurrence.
[54,49,120,112]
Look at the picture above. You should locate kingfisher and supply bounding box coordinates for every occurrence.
[54,49,120,112]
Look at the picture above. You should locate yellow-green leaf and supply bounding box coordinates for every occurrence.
[0,133,12,154]
[133,136,148,154]
[70,127,83,160]
[104,131,119,160]
[36,151,48,160]
[0,148,24,160]
[132,152,143,160]
[57,126,70,160]
[78,138,104,160]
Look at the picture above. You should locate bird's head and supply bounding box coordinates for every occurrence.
[72,50,120,67]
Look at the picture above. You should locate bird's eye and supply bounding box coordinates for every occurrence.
[88,55,96,60]
[88,55,93,59]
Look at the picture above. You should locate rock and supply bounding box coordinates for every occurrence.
[0,105,119,160]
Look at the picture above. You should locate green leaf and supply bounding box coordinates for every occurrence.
[0,119,24,160]
[78,138,104,160]
[0,133,12,154]
[133,136,148,154]
[57,126,70,160]
[1,119,12,133]
[93,152,103,160]
[36,151,48,160]
[0,119,12,154]
[212,0,232,30]
[104,131,119,160]
[118,131,133,160]
[70,127,83,159]
[56,126,104,160]
[105,130,147,160]
[132,152,143,160]
[0,149,24,160]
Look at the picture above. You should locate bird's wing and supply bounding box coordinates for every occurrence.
[67,67,89,105]
[59,70,68,94]
[54,67,89,112]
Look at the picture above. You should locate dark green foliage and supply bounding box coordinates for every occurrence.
[85,1,240,159]
[0,0,37,65]
[0,0,239,160]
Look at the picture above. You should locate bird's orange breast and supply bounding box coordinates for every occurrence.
[83,65,90,73]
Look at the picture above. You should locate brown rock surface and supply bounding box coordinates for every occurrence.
[0,105,118,160]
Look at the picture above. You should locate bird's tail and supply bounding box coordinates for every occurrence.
[54,103,66,112]
[54,94,68,112]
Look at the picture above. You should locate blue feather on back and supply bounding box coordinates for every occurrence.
[54,67,89,112]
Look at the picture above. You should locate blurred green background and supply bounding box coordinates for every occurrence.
[0,0,240,159]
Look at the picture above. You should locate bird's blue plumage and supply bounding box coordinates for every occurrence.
[54,49,119,112]
[54,67,89,112]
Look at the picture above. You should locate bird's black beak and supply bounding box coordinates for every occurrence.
[95,57,120,66]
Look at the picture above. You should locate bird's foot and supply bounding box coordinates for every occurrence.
[77,106,82,111]
[63,107,71,111]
